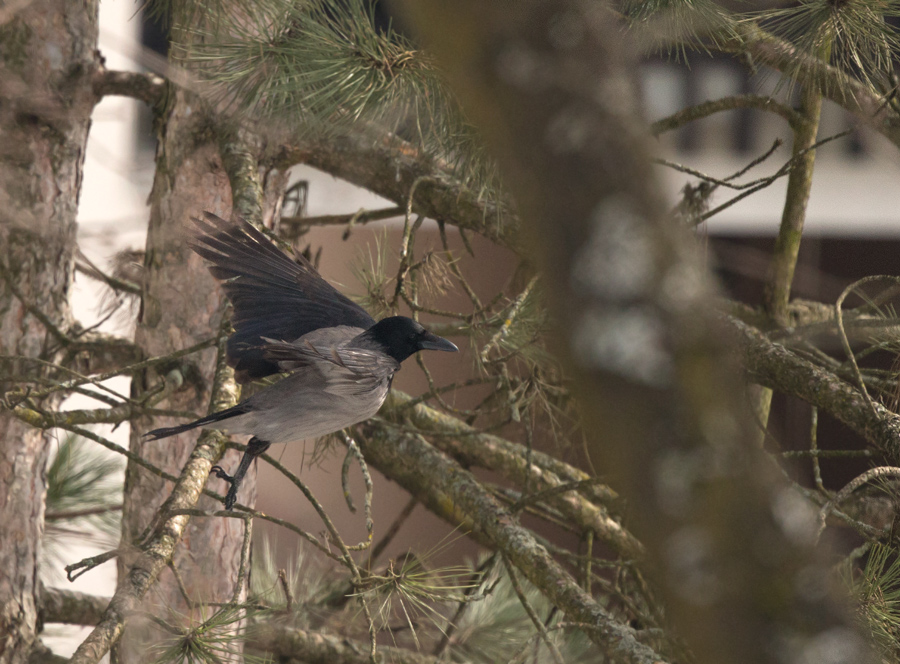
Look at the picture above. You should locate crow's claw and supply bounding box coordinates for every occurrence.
[209,465,240,510]
[210,465,234,482]
[223,483,239,510]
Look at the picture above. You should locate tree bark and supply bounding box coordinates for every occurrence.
[115,85,247,659]
[0,1,98,661]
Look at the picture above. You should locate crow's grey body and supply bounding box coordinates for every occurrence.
[203,326,398,444]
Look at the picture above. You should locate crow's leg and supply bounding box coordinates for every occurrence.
[210,436,271,510]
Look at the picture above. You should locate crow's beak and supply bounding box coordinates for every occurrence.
[418,332,459,353]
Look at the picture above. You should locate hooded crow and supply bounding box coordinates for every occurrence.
[145,212,458,509]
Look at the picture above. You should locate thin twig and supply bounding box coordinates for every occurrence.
[232,514,253,605]
[168,561,196,610]
[65,550,119,583]
[502,555,565,664]
[437,220,482,311]
[2,355,133,405]
[834,276,900,418]
[259,451,371,553]
[655,141,784,191]
[481,275,538,363]
[280,206,403,238]
[651,94,806,134]
[781,449,873,459]
[414,352,473,418]
[696,129,852,225]
[0,258,71,346]
[341,444,357,514]
[392,215,426,310]
[74,250,141,295]
[432,553,499,658]
[809,407,824,492]
[583,530,593,595]
[278,570,294,613]
[167,506,342,564]
[341,432,375,547]
[67,320,237,664]
[46,505,123,521]
[12,337,216,401]
[367,495,418,569]
[817,467,900,540]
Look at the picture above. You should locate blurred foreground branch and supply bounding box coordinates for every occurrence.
[398,3,872,664]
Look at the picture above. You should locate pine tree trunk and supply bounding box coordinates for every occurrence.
[0,1,99,662]
[115,86,251,660]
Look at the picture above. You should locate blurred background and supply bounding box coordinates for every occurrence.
[53,0,900,656]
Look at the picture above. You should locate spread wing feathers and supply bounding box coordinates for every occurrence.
[260,338,399,397]
[190,213,376,382]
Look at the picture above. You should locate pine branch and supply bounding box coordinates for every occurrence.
[356,421,666,664]
[651,94,806,134]
[187,0,495,192]
[218,128,265,226]
[7,337,215,402]
[39,588,447,664]
[9,404,193,428]
[275,132,518,251]
[763,43,827,325]
[247,623,450,664]
[74,253,141,296]
[730,316,900,459]
[280,206,403,238]
[381,392,640,559]
[59,330,142,375]
[92,67,166,107]
[754,34,829,439]
[40,586,108,626]
[720,23,900,149]
[45,505,122,520]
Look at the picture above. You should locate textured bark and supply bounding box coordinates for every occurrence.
[116,86,245,660]
[0,0,98,662]
[92,68,165,108]
[399,3,871,664]
[116,84,286,659]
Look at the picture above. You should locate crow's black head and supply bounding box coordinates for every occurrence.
[361,316,458,363]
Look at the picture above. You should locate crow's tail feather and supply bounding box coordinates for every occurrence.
[144,403,250,441]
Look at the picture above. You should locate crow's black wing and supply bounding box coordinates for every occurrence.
[191,213,376,382]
